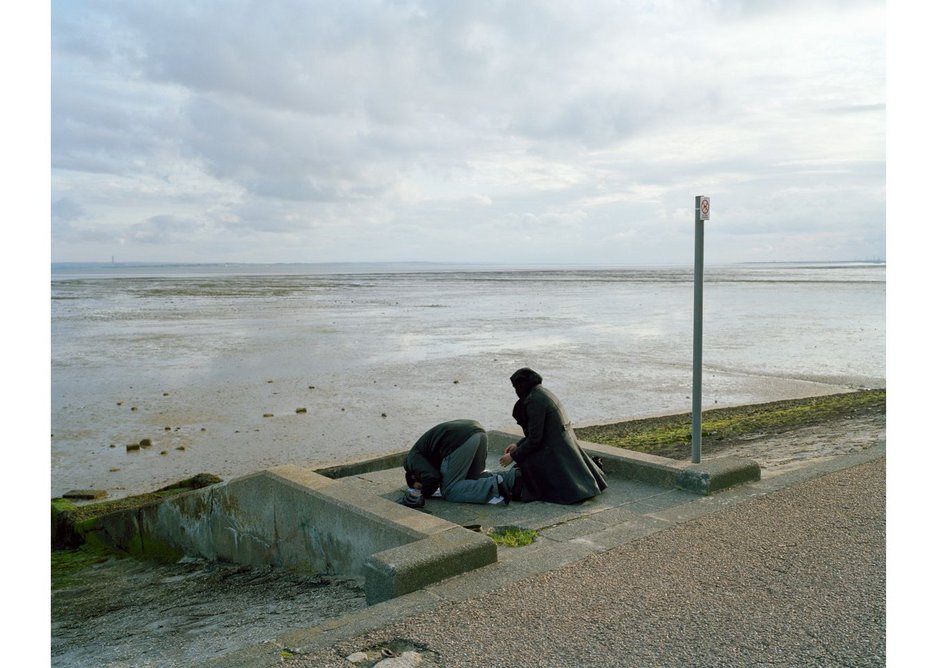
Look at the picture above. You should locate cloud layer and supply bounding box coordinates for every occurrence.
[51,0,885,264]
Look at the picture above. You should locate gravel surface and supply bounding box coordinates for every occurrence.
[288,457,886,668]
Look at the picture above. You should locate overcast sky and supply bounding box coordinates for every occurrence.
[49,0,885,265]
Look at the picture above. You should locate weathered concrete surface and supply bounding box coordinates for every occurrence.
[675,455,763,494]
[363,527,497,604]
[79,430,759,606]
[481,429,761,495]
[52,415,885,668]
[83,464,497,604]
[281,452,886,668]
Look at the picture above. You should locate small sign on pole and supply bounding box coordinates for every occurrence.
[691,196,709,463]
[698,196,710,221]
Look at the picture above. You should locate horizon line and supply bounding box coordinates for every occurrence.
[51,258,886,268]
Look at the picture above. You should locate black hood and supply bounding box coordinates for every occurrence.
[510,367,543,399]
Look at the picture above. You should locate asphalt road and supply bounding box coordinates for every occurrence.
[288,457,886,667]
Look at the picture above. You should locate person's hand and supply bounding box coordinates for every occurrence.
[499,443,517,466]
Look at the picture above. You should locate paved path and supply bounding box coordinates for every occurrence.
[284,455,885,667]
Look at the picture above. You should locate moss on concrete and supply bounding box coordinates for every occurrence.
[488,525,538,547]
[125,533,186,562]
[51,544,118,591]
[52,473,222,579]
[575,389,885,460]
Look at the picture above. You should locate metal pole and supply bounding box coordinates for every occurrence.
[691,196,707,463]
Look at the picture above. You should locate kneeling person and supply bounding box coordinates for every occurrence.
[403,419,515,506]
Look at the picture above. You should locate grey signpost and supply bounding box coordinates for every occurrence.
[691,195,710,464]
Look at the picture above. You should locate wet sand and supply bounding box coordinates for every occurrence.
[52,265,885,500]
[51,357,878,501]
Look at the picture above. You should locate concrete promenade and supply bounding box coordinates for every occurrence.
[214,443,885,668]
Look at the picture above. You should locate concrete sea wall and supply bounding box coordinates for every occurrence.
[76,430,757,604]
[85,464,496,604]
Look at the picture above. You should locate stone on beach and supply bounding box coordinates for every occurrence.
[63,489,107,500]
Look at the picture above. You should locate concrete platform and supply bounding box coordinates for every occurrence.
[328,430,760,535]
[83,430,760,607]
[203,441,884,668]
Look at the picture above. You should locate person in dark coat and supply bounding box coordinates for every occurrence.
[403,419,515,507]
[499,368,607,504]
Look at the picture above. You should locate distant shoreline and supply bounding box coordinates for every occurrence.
[50,259,887,281]
[52,259,887,269]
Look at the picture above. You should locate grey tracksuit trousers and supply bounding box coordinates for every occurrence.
[438,432,518,503]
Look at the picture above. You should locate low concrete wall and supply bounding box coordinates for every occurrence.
[578,439,760,494]
[364,529,496,604]
[488,430,760,495]
[88,464,496,604]
[314,451,408,480]
[82,429,757,605]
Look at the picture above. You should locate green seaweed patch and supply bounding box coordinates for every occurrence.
[575,389,885,460]
[51,544,119,590]
[488,525,538,547]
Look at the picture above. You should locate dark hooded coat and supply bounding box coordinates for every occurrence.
[510,385,607,504]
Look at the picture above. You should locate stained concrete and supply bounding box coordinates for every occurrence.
[83,430,760,606]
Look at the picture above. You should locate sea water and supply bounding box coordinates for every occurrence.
[51,262,885,499]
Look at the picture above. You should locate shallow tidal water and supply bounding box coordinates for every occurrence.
[51,262,885,499]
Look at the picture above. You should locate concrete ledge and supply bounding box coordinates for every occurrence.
[314,451,408,480]
[303,433,761,505]
[674,456,762,495]
[83,463,496,605]
[576,439,687,488]
[459,430,762,496]
[363,527,497,604]
[313,430,750,496]
[78,428,759,609]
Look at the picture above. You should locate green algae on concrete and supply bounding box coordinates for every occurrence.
[51,480,218,595]
[488,525,538,547]
[51,544,117,590]
[52,473,222,547]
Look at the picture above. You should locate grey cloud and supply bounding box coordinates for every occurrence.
[51,198,102,245]
[128,215,209,244]
[52,198,85,224]
[713,0,881,19]
[179,95,403,203]
[820,104,886,115]
[52,67,184,176]
[50,0,885,264]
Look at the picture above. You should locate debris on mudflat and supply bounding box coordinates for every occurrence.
[63,489,107,501]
